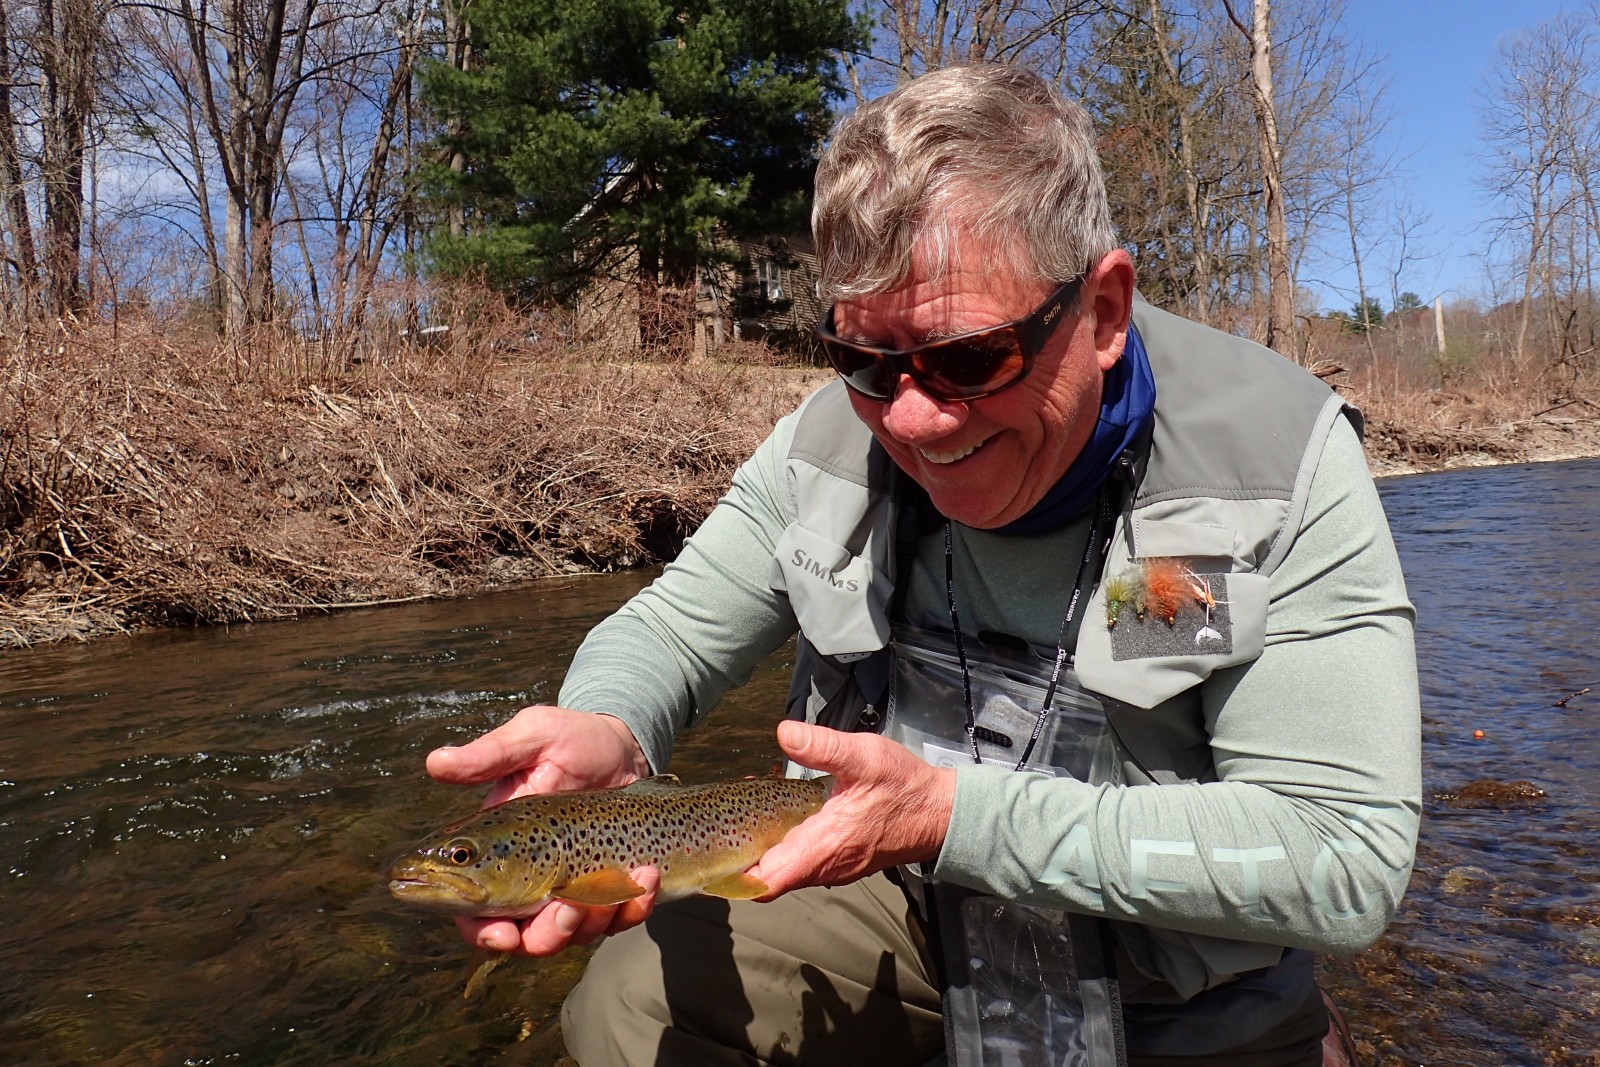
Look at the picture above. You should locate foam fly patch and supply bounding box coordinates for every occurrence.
[1107,567,1234,661]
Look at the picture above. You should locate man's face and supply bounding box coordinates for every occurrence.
[833,248,1129,529]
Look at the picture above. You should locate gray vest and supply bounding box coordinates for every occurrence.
[771,301,1357,774]
[768,304,1359,1050]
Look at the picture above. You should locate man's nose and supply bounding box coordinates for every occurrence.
[878,377,966,443]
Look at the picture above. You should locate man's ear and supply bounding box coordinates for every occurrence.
[1085,249,1135,372]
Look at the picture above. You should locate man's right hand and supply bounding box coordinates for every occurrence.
[424,705,657,956]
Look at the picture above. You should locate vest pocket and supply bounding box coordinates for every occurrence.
[1132,517,1236,569]
[768,523,892,657]
[1076,571,1268,710]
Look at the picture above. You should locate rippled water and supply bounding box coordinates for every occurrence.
[1320,459,1600,1066]
[1,461,1597,1066]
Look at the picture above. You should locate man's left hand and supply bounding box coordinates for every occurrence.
[746,720,957,897]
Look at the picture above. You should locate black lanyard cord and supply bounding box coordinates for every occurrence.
[944,520,983,764]
[943,472,1121,772]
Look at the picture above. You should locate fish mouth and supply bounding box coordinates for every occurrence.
[386,869,492,908]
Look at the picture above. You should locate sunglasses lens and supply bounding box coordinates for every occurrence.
[820,327,1028,402]
[917,335,1025,400]
[822,341,896,399]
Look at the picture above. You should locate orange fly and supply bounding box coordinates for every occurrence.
[1142,558,1187,626]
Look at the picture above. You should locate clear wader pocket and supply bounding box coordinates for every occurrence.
[954,896,1125,1067]
[885,626,1127,1066]
[883,625,1121,784]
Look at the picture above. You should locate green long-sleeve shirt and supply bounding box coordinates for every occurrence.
[559,397,1420,996]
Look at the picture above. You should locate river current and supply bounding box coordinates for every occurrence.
[1,459,1596,1066]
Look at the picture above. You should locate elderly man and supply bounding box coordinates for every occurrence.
[427,64,1419,1067]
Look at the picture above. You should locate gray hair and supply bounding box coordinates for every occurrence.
[812,64,1118,302]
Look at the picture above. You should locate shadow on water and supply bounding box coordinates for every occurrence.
[1,460,1597,1066]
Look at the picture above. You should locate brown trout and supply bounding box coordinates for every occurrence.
[387,774,831,918]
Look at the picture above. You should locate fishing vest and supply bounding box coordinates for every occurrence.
[771,299,1358,773]
[767,300,1360,1048]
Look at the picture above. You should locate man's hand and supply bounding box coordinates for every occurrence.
[746,720,957,897]
[427,705,652,805]
[425,705,656,956]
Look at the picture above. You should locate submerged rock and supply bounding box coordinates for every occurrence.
[1431,779,1548,809]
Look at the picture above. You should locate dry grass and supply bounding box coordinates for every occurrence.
[4,293,1598,648]
[0,310,819,647]
[1333,353,1600,474]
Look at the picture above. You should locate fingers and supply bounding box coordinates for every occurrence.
[427,707,560,785]
[455,868,661,957]
[778,719,896,782]
[564,866,660,945]
[756,723,958,896]
[427,707,651,796]
[745,824,824,898]
[456,915,524,954]
[609,866,661,930]
[776,718,850,775]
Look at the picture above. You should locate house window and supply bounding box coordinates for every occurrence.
[758,259,784,302]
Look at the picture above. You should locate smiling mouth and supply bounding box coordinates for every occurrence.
[920,437,988,465]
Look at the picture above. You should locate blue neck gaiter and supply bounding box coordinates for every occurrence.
[993,322,1156,536]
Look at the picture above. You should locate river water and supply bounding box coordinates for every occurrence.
[1,460,1596,1067]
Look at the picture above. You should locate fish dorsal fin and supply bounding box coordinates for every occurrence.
[698,871,769,900]
[554,868,648,907]
[621,774,683,795]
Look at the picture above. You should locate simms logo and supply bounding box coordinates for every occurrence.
[791,548,860,592]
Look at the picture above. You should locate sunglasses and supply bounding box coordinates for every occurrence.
[816,275,1085,402]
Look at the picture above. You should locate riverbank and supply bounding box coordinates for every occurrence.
[0,320,820,647]
[3,321,1596,647]
[1362,403,1600,478]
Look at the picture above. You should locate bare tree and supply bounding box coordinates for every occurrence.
[0,0,109,318]
[1222,0,1294,354]
[1480,8,1600,375]
[0,1,38,316]
[437,0,471,239]
[293,2,425,340]
[858,0,1104,94]
[1330,79,1398,366]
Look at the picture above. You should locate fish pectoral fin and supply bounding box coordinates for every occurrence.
[553,868,648,906]
[698,871,770,900]
[463,949,509,1000]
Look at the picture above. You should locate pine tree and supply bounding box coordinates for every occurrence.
[419,0,860,346]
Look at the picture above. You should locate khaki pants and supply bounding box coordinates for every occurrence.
[563,874,943,1066]
[561,873,1337,1067]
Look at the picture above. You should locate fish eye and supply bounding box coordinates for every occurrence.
[442,839,477,866]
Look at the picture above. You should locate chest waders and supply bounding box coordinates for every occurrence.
[772,302,1359,1065]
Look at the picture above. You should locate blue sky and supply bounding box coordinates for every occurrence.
[1314,0,1578,310]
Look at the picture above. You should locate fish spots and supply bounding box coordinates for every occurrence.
[392,776,828,916]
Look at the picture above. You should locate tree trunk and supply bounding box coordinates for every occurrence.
[1226,0,1294,356]
[224,186,247,340]
[1150,0,1212,323]
[38,0,99,317]
[0,0,38,315]
[442,0,473,238]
